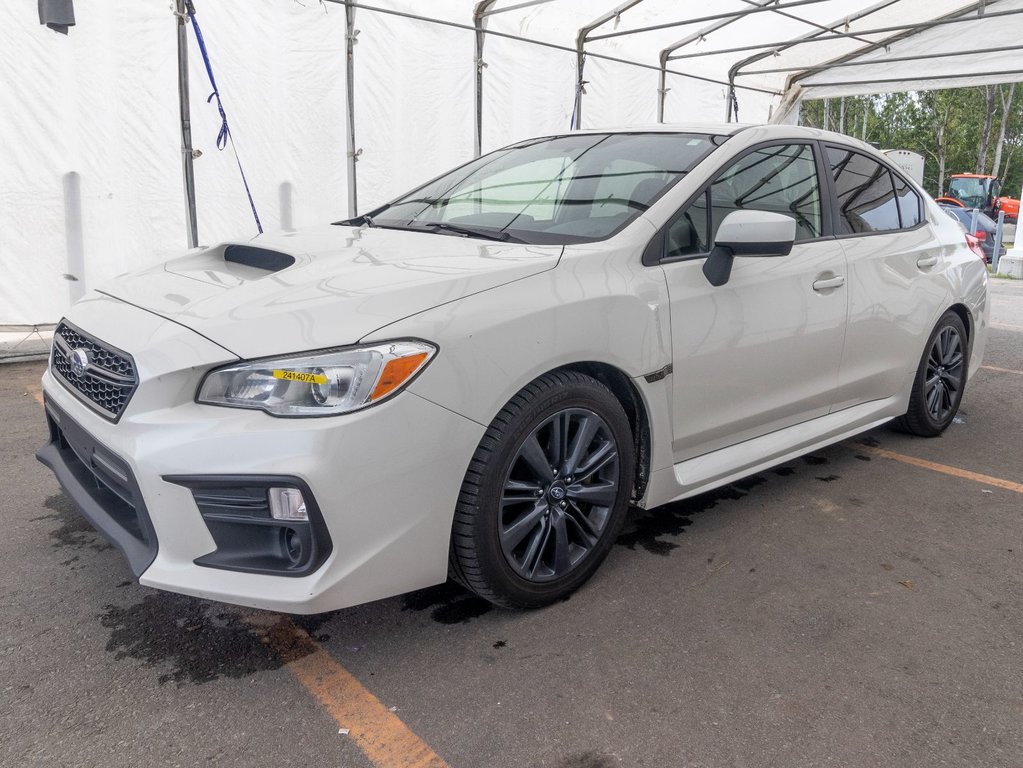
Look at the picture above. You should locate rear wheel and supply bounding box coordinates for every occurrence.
[895,311,968,437]
[449,371,634,608]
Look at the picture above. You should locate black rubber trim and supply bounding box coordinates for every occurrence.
[36,399,158,577]
[224,245,295,272]
[163,474,333,577]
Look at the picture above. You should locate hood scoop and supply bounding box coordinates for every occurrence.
[223,245,295,273]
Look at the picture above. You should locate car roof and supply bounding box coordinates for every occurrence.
[566,123,879,152]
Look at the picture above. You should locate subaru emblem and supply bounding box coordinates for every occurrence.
[69,348,89,377]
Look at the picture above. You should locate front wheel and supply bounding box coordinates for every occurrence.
[449,371,635,609]
[895,310,968,437]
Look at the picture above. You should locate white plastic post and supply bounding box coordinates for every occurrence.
[279,182,293,231]
[999,180,1023,277]
[63,172,85,304]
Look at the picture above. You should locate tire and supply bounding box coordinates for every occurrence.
[895,310,968,437]
[449,370,635,609]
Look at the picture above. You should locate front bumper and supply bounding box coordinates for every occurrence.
[37,300,485,614]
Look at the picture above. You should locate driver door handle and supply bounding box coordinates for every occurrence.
[812,275,845,292]
[917,255,939,268]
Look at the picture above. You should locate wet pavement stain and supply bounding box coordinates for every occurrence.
[854,454,872,461]
[618,476,768,556]
[773,466,797,476]
[401,582,494,624]
[816,474,841,482]
[555,751,617,768]
[100,594,297,686]
[803,455,829,466]
[859,435,881,447]
[36,494,113,554]
[291,612,336,642]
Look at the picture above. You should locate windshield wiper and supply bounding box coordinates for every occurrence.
[418,222,521,243]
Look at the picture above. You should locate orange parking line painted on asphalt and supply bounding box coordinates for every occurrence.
[260,618,450,768]
[991,322,1023,332]
[981,364,1023,376]
[859,445,1023,494]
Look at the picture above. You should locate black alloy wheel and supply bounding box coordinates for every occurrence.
[449,370,635,608]
[896,310,968,437]
[498,408,620,582]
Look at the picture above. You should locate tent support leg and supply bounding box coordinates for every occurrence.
[473,2,497,157]
[344,0,359,218]
[175,0,198,248]
[657,52,668,122]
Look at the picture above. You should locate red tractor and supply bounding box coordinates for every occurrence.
[936,173,1019,223]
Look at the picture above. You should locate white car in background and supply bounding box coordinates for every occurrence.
[38,124,988,613]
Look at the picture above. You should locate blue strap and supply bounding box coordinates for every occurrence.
[183,0,263,234]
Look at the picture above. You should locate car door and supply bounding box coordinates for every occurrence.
[824,145,951,411]
[655,141,849,461]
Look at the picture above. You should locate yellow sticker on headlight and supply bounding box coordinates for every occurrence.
[273,369,328,385]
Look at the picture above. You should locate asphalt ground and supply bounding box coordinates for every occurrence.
[2,279,1022,768]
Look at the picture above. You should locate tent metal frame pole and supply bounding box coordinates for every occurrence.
[793,68,1023,88]
[574,0,646,131]
[324,2,775,95]
[481,0,559,16]
[786,0,998,87]
[344,0,358,218]
[590,0,831,42]
[657,0,784,124]
[175,0,198,249]
[725,0,899,120]
[742,43,1023,75]
[474,1,498,157]
[675,4,1023,62]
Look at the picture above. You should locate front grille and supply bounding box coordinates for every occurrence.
[51,320,138,421]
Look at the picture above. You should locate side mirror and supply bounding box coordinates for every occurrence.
[702,210,797,286]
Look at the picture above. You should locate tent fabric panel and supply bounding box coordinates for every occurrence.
[481,35,577,151]
[354,9,475,209]
[185,3,348,241]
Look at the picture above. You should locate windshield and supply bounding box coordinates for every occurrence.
[948,177,988,209]
[363,133,721,245]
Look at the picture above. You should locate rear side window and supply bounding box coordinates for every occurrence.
[828,147,901,234]
[892,174,922,228]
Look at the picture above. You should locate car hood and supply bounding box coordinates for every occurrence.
[98,225,563,359]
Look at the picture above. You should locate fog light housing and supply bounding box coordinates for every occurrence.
[269,487,308,521]
[164,475,331,577]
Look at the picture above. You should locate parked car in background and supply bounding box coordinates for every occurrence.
[938,204,1006,264]
[38,124,988,614]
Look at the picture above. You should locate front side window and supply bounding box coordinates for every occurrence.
[664,143,821,259]
[828,148,901,234]
[368,133,720,245]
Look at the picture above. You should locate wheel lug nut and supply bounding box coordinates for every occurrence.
[559,501,567,509]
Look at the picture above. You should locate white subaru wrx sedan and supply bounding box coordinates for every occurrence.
[38,124,988,613]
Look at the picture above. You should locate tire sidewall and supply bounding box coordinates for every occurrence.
[471,376,634,607]
[911,311,968,434]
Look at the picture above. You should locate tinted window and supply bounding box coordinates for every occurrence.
[709,144,822,242]
[372,133,719,245]
[892,174,921,228]
[828,148,900,233]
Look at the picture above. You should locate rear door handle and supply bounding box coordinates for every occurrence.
[917,255,939,268]
[812,275,845,292]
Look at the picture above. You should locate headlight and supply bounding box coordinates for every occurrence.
[197,340,436,416]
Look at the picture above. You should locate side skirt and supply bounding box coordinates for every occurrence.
[640,396,904,509]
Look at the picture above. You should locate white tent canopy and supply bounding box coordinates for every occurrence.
[1,0,1020,325]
